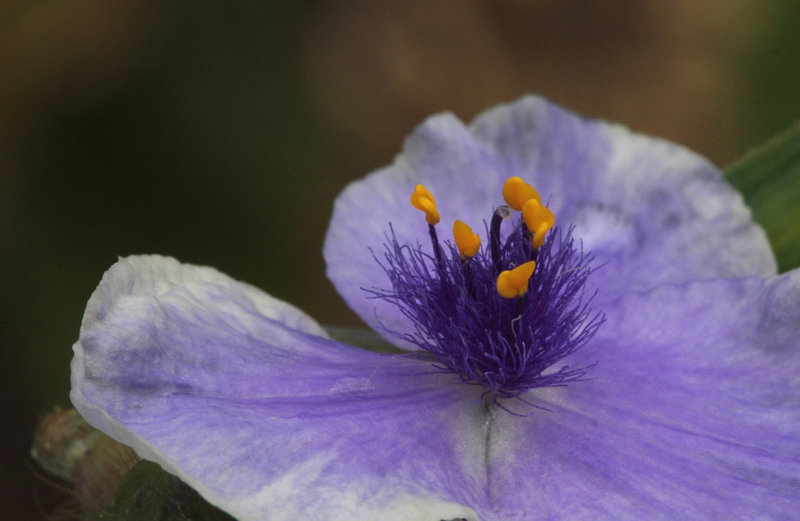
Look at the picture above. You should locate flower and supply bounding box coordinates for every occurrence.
[71,96,800,520]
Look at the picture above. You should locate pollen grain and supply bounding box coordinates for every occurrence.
[496,260,537,298]
[502,176,541,211]
[522,199,555,249]
[410,184,440,225]
[453,220,481,259]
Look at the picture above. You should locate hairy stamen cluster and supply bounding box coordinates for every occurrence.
[367,179,604,403]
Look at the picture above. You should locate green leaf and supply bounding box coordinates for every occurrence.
[725,123,800,271]
[100,461,235,521]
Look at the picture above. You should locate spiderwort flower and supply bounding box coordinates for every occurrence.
[71,96,800,520]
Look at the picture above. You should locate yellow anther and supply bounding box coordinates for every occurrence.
[496,261,536,299]
[410,184,440,225]
[522,198,555,249]
[502,176,541,211]
[453,220,481,259]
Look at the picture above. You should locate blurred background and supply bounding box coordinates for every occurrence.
[2,1,799,518]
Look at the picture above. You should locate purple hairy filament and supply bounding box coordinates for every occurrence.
[367,181,604,405]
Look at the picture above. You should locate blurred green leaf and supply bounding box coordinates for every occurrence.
[725,123,800,271]
[101,461,235,521]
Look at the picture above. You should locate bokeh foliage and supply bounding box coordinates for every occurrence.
[726,124,800,272]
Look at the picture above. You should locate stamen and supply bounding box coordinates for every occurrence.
[453,220,481,259]
[410,184,440,225]
[490,205,512,273]
[496,260,536,298]
[502,176,541,211]
[373,178,602,404]
[522,199,555,249]
[428,223,444,268]
[409,185,445,267]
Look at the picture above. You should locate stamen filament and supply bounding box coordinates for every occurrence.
[428,223,444,269]
[461,260,476,299]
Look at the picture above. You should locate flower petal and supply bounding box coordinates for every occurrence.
[486,271,800,520]
[81,255,328,338]
[71,256,489,521]
[471,96,777,301]
[324,96,776,344]
[325,112,507,347]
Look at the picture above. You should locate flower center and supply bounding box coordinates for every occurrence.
[369,177,604,403]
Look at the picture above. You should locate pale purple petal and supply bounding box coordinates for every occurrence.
[324,96,775,344]
[82,254,328,338]
[325,114,507,347]
[487,271,800,520]
[470,97,776,302]
[71,256,488,521]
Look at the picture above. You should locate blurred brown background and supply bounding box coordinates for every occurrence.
[2,1,799,518]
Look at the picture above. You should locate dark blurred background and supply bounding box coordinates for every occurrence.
[2,1,799,518]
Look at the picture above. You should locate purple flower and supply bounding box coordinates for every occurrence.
[71,96,800,520]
